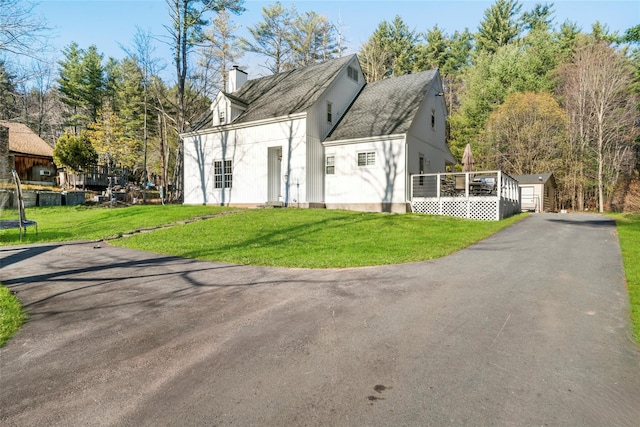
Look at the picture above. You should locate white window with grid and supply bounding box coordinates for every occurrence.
[214,160,232,189]
[325,155,335,175]
[357,151,375,167]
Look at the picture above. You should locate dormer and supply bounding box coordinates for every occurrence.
[210,66,249,126]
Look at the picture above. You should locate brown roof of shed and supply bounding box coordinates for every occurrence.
[0,121,54,158]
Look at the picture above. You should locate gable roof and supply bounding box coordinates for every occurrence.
[325,70,438,142]
[189,55,356,132]
[513,173,555,185]
[0,121,53,158]
[233,55,355,124]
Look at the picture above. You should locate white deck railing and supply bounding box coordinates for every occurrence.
[410,171,520,221]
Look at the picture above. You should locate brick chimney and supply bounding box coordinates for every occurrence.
[0,125,10,180]
[227,65,247,93]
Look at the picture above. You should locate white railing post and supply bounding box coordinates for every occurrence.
[437,172,443,215]
[410,175,414,201]
[496,170,501,220]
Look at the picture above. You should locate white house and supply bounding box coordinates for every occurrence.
[181,54,456,213]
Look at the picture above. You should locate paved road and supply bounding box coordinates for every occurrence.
[1,213,639,426]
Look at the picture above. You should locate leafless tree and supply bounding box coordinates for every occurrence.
[0,0,50,60]
[559,38,637,212]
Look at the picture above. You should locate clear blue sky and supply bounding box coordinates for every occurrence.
[34,0,640,81]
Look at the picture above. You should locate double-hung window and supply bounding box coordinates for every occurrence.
[325,155,335,175]
[214,159,232,189]
[357,151,375,167]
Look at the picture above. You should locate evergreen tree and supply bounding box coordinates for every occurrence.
[198,9,243,97]
[53,131,98,172]
[362,15,417,78]
[414,25,449,71]
[442,29,473,76]
[358,37,390,82]
[57,43,105,132]
[555,20,581,60]
[81,45,105,123]
[476,0,522,53]
[57,42,85,132]
[0,61,19,120]
[241,1,295,73]
[590,21,618,43]
[521,3,554,32]
[290,11,337,67]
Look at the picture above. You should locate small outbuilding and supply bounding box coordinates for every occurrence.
[513,173,557,212]
[0,121,55,183]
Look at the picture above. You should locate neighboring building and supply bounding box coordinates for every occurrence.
[513,173,557,212]
[182,55,456,213]
[0,121,56,182]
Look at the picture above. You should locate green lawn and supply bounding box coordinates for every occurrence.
[0,204,237,244]
[0,286,25,347]
[609,213,640,343]
[112,209,524,268]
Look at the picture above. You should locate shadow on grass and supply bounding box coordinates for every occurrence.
[175,211,386,260]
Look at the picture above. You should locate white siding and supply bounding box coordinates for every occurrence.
[306,56,365,203]
[404,72,455,200]
[324,137,407,208]
[183,117,307,206]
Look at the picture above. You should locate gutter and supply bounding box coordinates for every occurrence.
[181,112,308,138]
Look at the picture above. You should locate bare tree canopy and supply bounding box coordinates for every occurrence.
[0,0,50,60]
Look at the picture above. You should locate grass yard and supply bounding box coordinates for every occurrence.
[112,208,524,268]
[0,204,237,244]
[609,213,640,343]
[0,285,25,347]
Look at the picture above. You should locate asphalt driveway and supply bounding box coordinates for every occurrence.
[1,213,639,426]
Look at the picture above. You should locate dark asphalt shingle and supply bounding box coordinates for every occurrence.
[325,70,437,142]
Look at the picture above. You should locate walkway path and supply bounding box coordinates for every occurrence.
[1,213,638,426]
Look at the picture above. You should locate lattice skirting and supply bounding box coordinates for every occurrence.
[411,197,518,221]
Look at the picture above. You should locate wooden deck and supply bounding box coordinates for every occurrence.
[410,171,520,221]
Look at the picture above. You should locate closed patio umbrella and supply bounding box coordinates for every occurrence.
[462,143,475,172]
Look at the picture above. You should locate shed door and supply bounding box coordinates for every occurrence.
[521,186,536,212]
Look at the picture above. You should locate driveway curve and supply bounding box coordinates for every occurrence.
[1,213,639,426]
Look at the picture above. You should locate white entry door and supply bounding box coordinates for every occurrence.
[267,147,282,202]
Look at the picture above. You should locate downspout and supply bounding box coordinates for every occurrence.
[405,136,409,210]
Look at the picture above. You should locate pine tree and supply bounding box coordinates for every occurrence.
[0,61,19,120]
[241,1,294,74]
[290,11,337,67]
[81,45,105,123]
[57,42,86,133]
[476,0,522,54]
[198,9,243,97]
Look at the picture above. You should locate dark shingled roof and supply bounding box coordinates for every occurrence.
[325,69,438,142]
[512,173,555,184]
[187,55,354,132]
[231,55,354,124]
